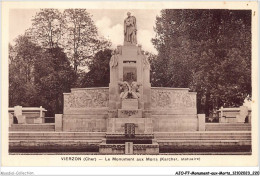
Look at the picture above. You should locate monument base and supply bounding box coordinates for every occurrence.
[99,139,159,155]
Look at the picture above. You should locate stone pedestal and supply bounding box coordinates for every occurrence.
[122,99,138,109]
[236,106,248,123]
[125,142,134,154]
[99,142,159,155]
[198,114,205,131]
[17,115,26,124]
[14,106,25,124]
[55,114,63,132]
[9,113,13,127]
[14,106,22,117]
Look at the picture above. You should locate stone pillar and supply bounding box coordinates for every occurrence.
[125,142,133,154]
[198,114,205,131]
[219,107,226,123]
[9,113,13,127]
[55,114,63,132]
[237,106,248,123]
[40,106,43,117]
[34,106,44,124]
[14,106,26,124]
[14,105,22,117]
[248,114,251,123]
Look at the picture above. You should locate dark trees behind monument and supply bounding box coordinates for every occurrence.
[79,49,112,88]
[9,36,76,116]
[151,9,251,116]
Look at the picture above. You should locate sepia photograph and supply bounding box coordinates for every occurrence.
[1,1,258,169]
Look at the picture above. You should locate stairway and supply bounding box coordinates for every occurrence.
[9,131,251,154]
[205,123,251,131]
[154,131,251,153]
[9,132,106,153]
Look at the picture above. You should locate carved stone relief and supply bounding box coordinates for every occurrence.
[64,89,109,109]
[151,89,196,109]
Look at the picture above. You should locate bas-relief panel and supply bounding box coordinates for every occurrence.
[151,88,196,109]
[64,89,109,109]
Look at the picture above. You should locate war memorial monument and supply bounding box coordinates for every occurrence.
[9,12,251,155]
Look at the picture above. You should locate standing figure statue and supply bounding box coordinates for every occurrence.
[124,12,137,45]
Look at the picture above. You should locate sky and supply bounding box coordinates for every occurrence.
[9,9,161,53]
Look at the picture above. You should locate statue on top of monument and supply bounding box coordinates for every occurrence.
[124,12,137,45]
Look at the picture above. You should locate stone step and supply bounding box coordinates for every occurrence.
[156,136,251,140]
[10,139,102,144]
[153,135,251,139]
[157,140,251,146]
[162,152,252,155]
[9,124,55,131]
[155,134,251,137]
[205,123,251,131]
[9,132,106,137]
[206,123,251,125]
[154,132,251,137]
[206,128,251,131]
[10,136,106,140]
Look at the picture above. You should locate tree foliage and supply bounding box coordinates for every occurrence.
[9,9,112,115]
[152,9,251,115]
[34,47,76,115]
[9,35,76,116]
[28,9,63,49]
[9,35,42,107]
[79,49,112,87]
[62,9,110,71]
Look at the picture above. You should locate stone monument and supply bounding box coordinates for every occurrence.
[62,12,199,154]
[107,12,152,135]
[99,12,158,154]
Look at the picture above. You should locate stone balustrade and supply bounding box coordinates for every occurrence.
[217,106,251,123]
[9,106,47,125]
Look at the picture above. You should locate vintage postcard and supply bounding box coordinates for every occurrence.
[1,1,258,168]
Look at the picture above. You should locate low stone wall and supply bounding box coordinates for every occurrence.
[62,87,200,132]
[63,88,109,132]
[62,113,107,132]
[151,87,197,114]
[63,87,109,114]
[9,124,55,131]
[9,106,47,125]
[150,87,198,132]
[205,123,251,131]
[217,106,251,123]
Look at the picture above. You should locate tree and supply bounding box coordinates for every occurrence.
[79,49,112,87]
[152,9,251,116]
[62,9,111,72]
[28,9,63,49]
[34,47,76,116]
[9,35,43,107]
[9,34,76,116]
